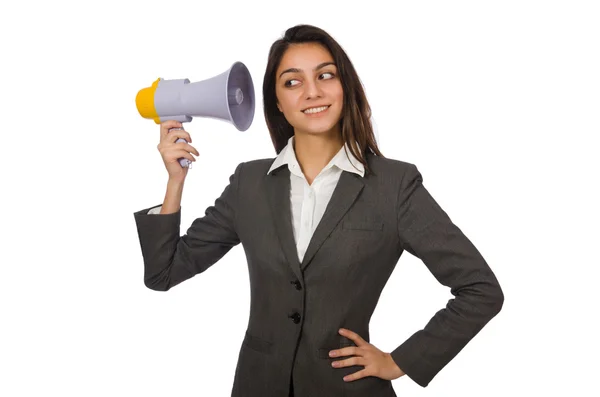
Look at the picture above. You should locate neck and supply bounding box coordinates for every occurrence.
[293,131,344,177]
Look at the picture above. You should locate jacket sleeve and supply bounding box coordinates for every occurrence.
[390,163,504,387]
[132,162,244,291]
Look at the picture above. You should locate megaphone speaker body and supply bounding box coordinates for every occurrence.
[136,61,255,167]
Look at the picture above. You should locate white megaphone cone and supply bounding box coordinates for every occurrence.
[136,61,255,168]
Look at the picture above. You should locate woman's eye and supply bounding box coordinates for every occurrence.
[284,73,334,87]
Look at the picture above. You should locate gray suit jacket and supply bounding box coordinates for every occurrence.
[133,152,504,396]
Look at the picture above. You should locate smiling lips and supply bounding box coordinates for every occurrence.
[302,105,330,115]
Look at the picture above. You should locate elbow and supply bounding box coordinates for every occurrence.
[496,285,505,313]
[470,277,504,320]
[488,281,504,317]
[144,274,171,292]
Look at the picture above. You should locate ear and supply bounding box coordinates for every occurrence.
[277,102,282,112]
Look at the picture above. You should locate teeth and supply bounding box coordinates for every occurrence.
[303,105,329,114]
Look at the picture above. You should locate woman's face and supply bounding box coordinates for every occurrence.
[275,42,344,138]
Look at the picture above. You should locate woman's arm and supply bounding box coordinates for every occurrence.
[133,162,244,291]
[391,163,504,387]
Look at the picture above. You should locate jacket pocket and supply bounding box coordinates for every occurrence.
[242,330,273,354]
[342,220,383,231]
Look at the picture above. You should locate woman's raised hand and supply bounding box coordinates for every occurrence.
[157,120,200,182]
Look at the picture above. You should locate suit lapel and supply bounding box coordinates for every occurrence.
[266,166,365,278]
[265,166,302,281]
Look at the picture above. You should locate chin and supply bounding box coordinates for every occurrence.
[296,122,339,136]
[293,114,341,136]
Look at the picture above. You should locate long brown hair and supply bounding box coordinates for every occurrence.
[262,24,384,176]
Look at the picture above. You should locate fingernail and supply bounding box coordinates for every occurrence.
[329,351,336,357]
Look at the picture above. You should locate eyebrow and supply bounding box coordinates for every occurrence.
[278,62,336,79]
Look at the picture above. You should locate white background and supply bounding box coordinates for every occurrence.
[1,0,598,395]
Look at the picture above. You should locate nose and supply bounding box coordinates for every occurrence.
[304,78,323,100]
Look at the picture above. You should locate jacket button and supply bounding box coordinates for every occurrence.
[290,280,302,290]
[288,312,301,324]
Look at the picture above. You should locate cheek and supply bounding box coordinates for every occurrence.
[275,88,285,109]
[275,91,294,112]
[332,90,344,111]
[334,84,344,103]
[327,83,344,108]
[279,102,295,117]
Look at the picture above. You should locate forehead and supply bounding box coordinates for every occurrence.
[277,43,335,74]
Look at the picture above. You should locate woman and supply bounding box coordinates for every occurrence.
[133,24,504,397]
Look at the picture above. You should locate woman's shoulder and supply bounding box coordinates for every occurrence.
[236,157,278,176]
[366,152,417,174]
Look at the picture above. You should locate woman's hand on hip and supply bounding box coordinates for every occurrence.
[328,328,406,382]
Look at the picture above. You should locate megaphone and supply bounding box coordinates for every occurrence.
[136,61,255,168]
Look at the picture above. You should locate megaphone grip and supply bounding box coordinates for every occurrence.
[168,127,192,168]
[176,137,192,168]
